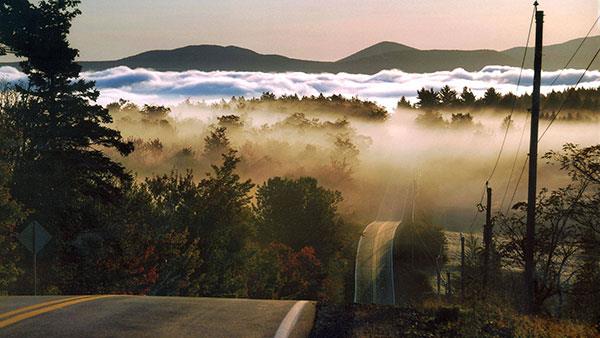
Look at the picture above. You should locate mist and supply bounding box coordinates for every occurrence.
[4,65,600,111]
[104,98,599,231]
[3,64,597,229]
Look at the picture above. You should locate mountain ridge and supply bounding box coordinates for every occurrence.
[3,36,600,74]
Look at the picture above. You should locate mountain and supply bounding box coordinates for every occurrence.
[337,41,418,63]
[4,36,600,74]
[83,45,330,73]
[332,49,520,73]
[502,35,600,70]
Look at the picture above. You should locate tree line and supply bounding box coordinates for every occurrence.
[401,85,600,120]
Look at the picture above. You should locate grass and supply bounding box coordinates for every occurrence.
[311,300,599,337]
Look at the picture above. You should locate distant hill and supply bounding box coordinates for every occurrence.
[83,45,330,73]
[4,36,600,74]
[337,41,418,63]
[502,35,600,70]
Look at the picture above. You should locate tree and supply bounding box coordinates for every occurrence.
[246,242,326,300]
[416,88,440,109]
[481,87,502,107]
[254,177,343,263]
[203,126,231,162]
[496,143,600,313]
[0,0,133,292]
[394,221,447,304]
[415,110,446,128]
[330,133,360,184]
[459,87,476,106]
[497,188,581,312]
[194,150,254,296]
[397,96,413,109]
[439,85,459,107]
[450,113,474,129]
[0,89,24,293]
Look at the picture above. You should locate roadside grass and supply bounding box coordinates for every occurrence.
[311,300,599,337]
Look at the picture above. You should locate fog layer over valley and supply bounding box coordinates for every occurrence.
[3,65,598,229]
[105,98,599,231]
[4,65,600,110]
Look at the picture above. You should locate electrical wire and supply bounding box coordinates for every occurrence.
[499,113,530,211]
[484,7,536,184]
[506,155,529,214]
[539,44,600,141]
[549,15,600,86]
[499,14,600,212]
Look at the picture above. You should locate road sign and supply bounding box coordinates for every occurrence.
[18,221,52,254]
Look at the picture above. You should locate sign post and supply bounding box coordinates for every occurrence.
[17,221,51,296]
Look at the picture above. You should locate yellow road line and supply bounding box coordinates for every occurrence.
[0,295,115,329]
[0,296,91,320]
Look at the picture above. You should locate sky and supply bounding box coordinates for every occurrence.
[1,0,599,62]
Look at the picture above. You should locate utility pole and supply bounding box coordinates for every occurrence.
[483,184,492,292]
[525,2,544,314]
[460,234,465,302]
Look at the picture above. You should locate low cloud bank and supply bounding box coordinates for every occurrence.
[2,65,600,109]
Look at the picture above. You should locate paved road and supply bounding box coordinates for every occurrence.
[0,295,315,338]
[354,221,401,305]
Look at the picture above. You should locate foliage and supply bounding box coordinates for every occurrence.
[199,92,389,120]
[494,143,600,315]
[0,0,134,293]
[412,85,600,120]
[247,242,326,300]
[203,126,231,162]
[0,91,23,293]
[394,221,447,304]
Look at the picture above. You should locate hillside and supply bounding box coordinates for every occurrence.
[4,36,600,74]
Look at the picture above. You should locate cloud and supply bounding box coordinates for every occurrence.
[2,65,600,110]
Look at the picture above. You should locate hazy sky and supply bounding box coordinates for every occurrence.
[4,0,600,61]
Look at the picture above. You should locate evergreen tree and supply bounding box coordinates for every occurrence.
[0,0,133,292]
[203,126,231,162]
[254,177,343,263]
[482,87,501,106]
[438,85,458,107]
[416,88,440,109]
[0,90,23,293]
[459,87,476,106]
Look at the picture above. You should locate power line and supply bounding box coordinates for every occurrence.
[484,7,536,184]
[539,44,600,141]
[506,155,529,214]
[499,113,530,211]
[501,14,600,212]
[549,15,600,86]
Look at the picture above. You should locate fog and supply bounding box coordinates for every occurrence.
[105,99,599,232]
[4,65,600,111]
[2,65,598,230]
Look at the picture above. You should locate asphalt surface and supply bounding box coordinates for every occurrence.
[354,221,401,305]
[0,295,316,338]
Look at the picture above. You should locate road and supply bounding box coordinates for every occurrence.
[0,295,315,338]
[354,221,401,305]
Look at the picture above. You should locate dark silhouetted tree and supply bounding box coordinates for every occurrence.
[0,0,133,292]
[254,177,343,263]
[416,88,440,109]
[439,85,459,107]
[459,86,476,106]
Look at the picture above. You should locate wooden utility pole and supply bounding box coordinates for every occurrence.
[483,184,492,291]
[460,234,465,301]
[525,2,544,314]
